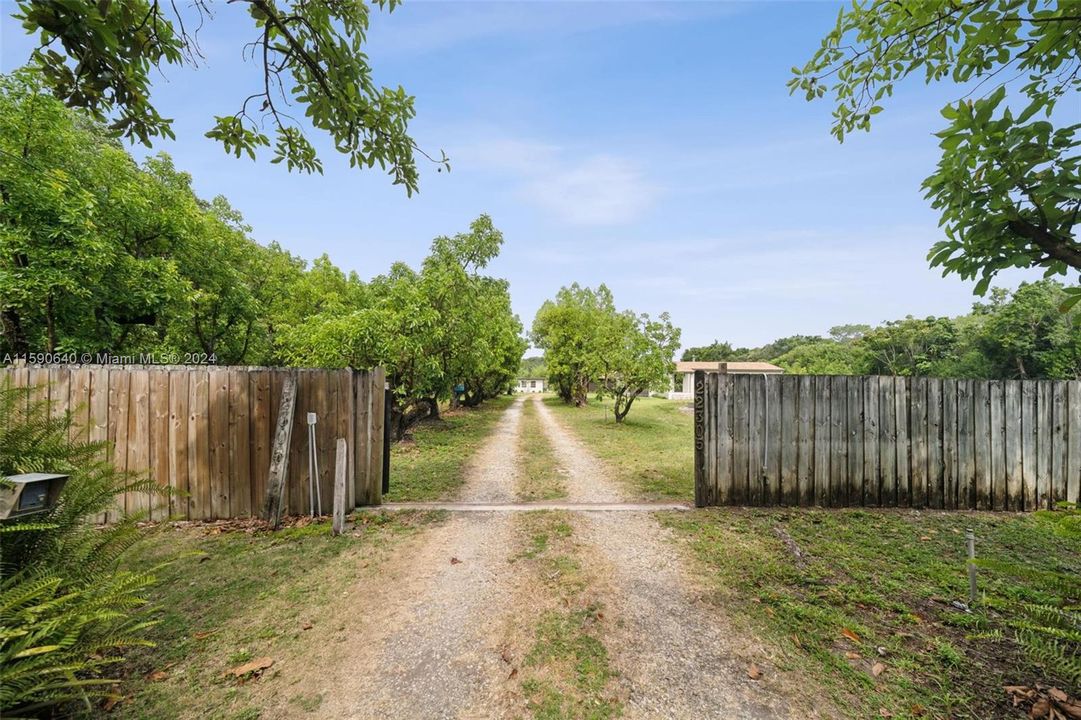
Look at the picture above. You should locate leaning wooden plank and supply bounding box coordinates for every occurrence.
[332,437,348,536]
[263,373,298,528]
[335,369,355,509]
[1004,380,1023,512]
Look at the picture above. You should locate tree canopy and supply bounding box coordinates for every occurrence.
[791,1,1080,305]
[680,280,1080,379]
[532,284,680,421]
[0,73,521,438]
[10,1,446,191]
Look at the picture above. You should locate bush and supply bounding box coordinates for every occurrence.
[0,381,159,717]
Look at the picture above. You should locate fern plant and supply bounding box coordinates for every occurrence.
[975,503,1081,689]
[0,381,161,717]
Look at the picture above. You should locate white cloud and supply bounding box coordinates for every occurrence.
[454,137,660,225]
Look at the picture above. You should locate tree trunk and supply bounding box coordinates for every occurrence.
[1,307,28,356]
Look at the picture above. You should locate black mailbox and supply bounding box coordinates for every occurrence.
[0,473,69,520]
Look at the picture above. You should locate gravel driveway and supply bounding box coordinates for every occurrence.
[251,395,826,719]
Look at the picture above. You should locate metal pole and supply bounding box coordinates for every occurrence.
[966,528,978,605]
[313,433,322,517]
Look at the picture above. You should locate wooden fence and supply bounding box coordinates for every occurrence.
[1,364,387,521]
[693,371,1081,510]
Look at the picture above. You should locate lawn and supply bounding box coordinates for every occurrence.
[98,511,443,720]
[659,508,1081,719]
[386,394,515,501]
[518,397,566,501]
[542,395,693,500]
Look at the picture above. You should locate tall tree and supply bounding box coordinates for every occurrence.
[791,2,1081,304]
[11,0,447,191]
[597,311,681,422]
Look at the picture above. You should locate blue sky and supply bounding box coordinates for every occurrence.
[0,1,1056,350]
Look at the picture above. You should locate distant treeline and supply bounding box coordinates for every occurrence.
[683,281,1080,379]
[0,71,524,437]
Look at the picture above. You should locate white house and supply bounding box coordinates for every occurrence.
[667,361,783,400]
[515,377,546,393]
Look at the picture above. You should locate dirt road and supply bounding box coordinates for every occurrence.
[252,395,826,719]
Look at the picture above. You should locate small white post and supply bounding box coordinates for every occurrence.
[966,528,978,605]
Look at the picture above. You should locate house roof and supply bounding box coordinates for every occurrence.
[675,361,783,374]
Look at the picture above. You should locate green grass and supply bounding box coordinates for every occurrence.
[543,395,693,500]
[659,507,1081,719]
[386,394,515,501]
[95,511,443,719]
[513,512,621,720]
[517,398,566,501]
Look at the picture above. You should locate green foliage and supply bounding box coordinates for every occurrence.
[976,504,1081,687]
[0,382,158,717]
[277,215,526,438]
[791,1,1080,288]
[680,280,1080,379]
[532,284,680,420]
[12,0,445,190]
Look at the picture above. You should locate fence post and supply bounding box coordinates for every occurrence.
[332,437,347,536]
[694,370,706,507]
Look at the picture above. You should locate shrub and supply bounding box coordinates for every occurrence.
[0,381,159,717]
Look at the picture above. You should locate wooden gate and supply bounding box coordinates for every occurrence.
[1,363,387,521]
[693,371,1081,510]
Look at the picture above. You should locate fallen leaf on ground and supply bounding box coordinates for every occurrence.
[226,656,274,678]
[147,670,168,682]
[508,667,518,680]
[872,662,886,677]
[450,557,462,565]
[791,634,802,648]
[747,663,762,680]
[301,621,313,631]
[500,647,512,664]
[1030,698,1050,718]
[878,709,893,718]
[845,651,860,660]
[919,536,931,541]
[193,631,213,640]
[841,628,861,643]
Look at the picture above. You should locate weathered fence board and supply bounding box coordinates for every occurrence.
[695,372,1081,510]
[1,364,388,520]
